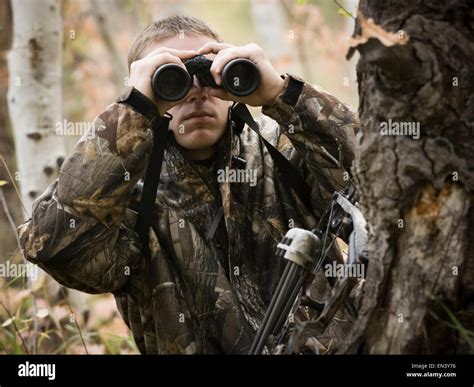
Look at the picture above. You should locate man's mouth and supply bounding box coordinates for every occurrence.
[184,111,215,121]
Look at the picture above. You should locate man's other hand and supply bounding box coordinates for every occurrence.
[197,42,285,107]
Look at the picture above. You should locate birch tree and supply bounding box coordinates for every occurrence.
[7,0,66,215]
[0,0,17,256]
[7,0,88,326]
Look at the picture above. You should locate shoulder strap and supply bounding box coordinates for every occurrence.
[134,115,171,257]
[231,103,312,210]
[125,97,313,249]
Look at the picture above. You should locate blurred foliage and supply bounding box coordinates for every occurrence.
[0,274,138,354]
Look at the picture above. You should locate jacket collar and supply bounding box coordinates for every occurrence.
[161,112,240,212]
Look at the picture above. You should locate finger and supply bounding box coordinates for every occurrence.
[212,44,260,71]
[197,41,234,55]
[215,43,264,71]
[210,49,249,85]
[139,52,188,77]
[131,49,197,79]
[143,47,198,61]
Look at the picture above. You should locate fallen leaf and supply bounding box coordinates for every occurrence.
[0,180,8,187]
[38,331,51,340]
[350,12,409,48]
[2,317,15,327]
[36,308,49,319]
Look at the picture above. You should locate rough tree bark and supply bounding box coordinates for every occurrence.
[337,0,473,354]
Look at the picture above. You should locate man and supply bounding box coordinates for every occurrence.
[18,15,356,354]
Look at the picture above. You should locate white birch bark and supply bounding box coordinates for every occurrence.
[7,0,66,216]
[7,0,88,326]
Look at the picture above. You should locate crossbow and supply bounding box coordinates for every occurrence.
[249,182,369,354]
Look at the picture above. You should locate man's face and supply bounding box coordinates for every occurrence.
[145,35,231,159]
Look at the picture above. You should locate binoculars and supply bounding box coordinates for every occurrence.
[151,55,260,101]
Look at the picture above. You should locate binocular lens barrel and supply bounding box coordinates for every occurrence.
[151,64,192,102]
[151,57,260,102]
[221,59,260,97]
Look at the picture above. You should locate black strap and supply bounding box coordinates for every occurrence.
[134,114,171,258]
[117,87,170,258]
[118,88,171,294]
[282,76,305,106]
[206,207,224,240]
[119,88,311,254]
[117,86,159,122]
[231,103,312,210]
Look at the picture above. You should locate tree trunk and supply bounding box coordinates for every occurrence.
[251,0,302,76]
[0,0,20,258]
[7,0,89,329]
[338,0,474,354]
[89,0,128,90]
[7,0,66,215]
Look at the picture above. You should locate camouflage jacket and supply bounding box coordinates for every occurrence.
[18,74,357,354]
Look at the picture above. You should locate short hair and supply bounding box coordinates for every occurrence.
[127,15,223,69]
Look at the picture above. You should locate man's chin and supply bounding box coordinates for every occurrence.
[177,129,220,151]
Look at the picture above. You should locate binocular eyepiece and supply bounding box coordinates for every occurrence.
[151,55,260,102]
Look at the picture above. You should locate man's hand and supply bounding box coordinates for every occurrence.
[128,47,198,115]
[197,42,285,107]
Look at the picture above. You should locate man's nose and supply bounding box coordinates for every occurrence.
[186,76,209,103]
